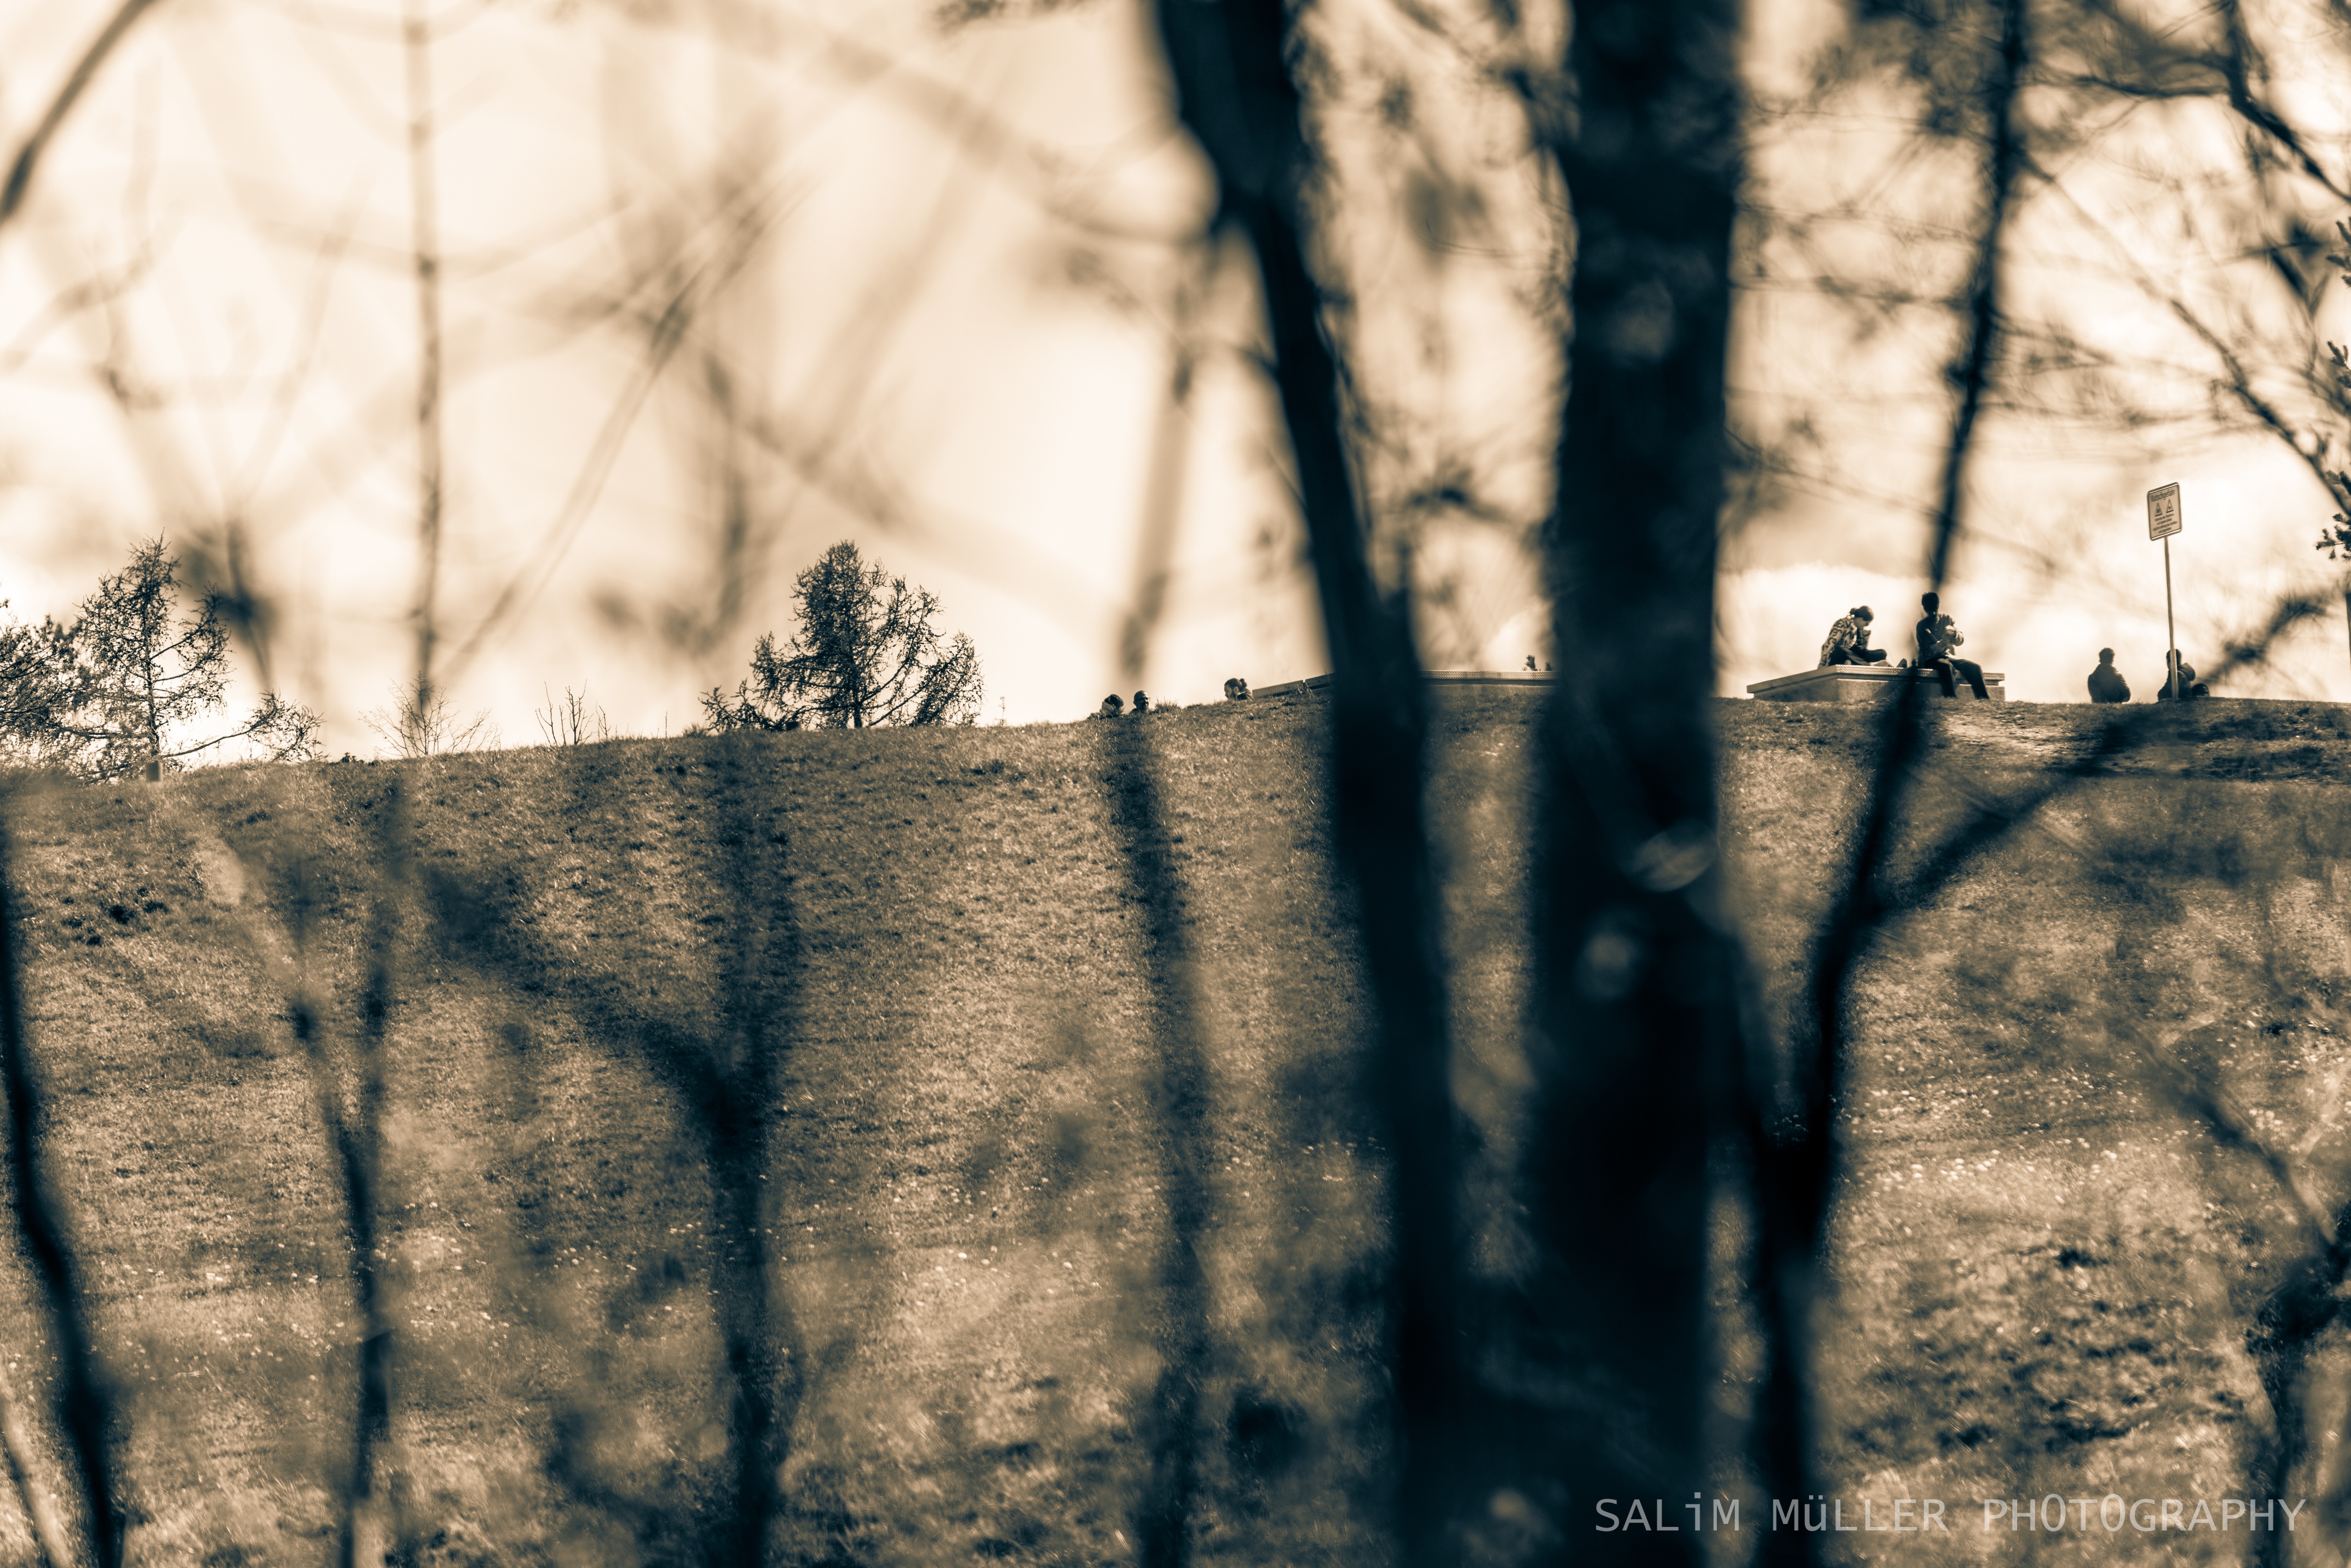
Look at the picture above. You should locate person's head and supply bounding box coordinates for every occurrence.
[1854,605,1874,622]
[2098,648,2115,664]
[1921,591,1940,612]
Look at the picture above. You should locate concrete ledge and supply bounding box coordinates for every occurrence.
[1425,669,1555,686]
[1747,665,2007,702]
[1252,669,1556,699]
[1255,666,2007,703]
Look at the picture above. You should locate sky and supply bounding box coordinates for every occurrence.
[2,0,2351,759]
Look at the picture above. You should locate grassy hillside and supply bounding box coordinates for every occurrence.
[0,692,2346,1564]
[1723,698,2351,1566]
[0,694,1493,1568]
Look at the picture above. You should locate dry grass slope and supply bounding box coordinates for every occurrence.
[0,695,1442,1567]
[0,692,2346,1564]
[1723,698,2351,1565]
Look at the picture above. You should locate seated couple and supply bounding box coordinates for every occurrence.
[1816,594,1989,699]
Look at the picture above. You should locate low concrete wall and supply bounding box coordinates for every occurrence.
[1747,665,2008,702]
[1251,666,2008,703]
[1251,669,1556,699]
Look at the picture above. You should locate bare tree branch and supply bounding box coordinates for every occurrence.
[1752,4,2031,1558]
[403,0,449,699]
[438,179,802,686]
[0,0,174,234]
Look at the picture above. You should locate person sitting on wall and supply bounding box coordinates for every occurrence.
[1914,592,1991,699]
[1224,676,1251,701]
[2153,652,2211,699]
[1818,605,1888,667]
[2087,648,2131,703]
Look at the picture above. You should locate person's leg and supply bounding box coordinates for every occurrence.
[1828,646,1852,666]
[1954,657,1988,699]
[1858,648,1887,663]
[1930,658,1957,698]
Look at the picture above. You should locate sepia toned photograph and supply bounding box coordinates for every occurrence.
[6,0,2351,1564]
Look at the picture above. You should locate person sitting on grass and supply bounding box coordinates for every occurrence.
[1914,592,1990,699]
[2087,648,2130,703]
[1818,605,1888,666]
[2154,652,2211,700]
[1099,693,1124,718]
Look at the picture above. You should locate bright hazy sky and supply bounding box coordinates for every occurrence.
[2,0,2351,758]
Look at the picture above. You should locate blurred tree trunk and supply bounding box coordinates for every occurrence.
[1151,4,1464,1560]
[1522,1,1744,1560]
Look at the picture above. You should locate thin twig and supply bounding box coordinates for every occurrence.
[439,183,802,687]
[403,0,448,695]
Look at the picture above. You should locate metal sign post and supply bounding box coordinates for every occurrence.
[2148,482,2183,699]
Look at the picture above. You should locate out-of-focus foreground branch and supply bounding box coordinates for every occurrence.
[1150,4,1463,1558]
[1751,5,2029,1558]
[0,0,173,234]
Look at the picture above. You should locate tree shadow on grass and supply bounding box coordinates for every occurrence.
[376,739,809,1566]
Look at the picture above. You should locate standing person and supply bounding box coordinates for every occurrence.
[1914,592,1991,699]
[2087,648,2131,703]
[1817,606,1888,666]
